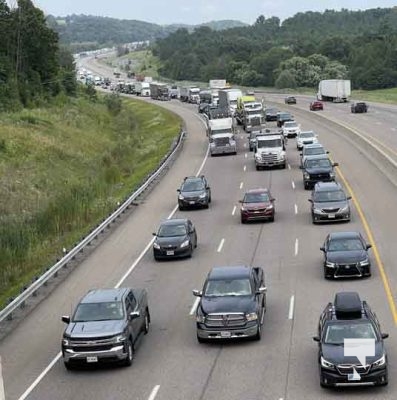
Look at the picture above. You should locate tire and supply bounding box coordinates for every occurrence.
[143,312,150,335]
[269,215,275,222]
[123,340,134,367]
[282,163,286,169]
[256,165,260,171]
[204,203,209,209]
[197,334,207,344]
[254,323,262,341]
[188,244,193,258]
[324,266,332,280]
[64,361,73,371]
[241,216,246,224]
[178,205,184,211]
[304,182,309,190]
[209,195,212,203]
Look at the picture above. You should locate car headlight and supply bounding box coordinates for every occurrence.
[246,312,258,321]
[267,204,273,210]
[339,205,349,212]
[359,258,370,266]
[255,155,261,160]
[321,356,334,369]
[153,242,160,250]
[62,338,70,346]
[180,240,190,248]
[325,261,336,268]
[313,207,323,214]
[178,194,184,200]
[241,206,246,211]
[199,193,206,199]
[114,334,127,343]
[330,172,335,179]
[304,172,310,179]
[210,142,215,147]
[196,314,205,323]
[372,354,386,368]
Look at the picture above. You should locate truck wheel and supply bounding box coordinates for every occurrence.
[123,340,134,366]
[197,334,207,344]
[256,165,260,171]
[254,323,262,341]
[64,361,73,371]
[269,215,275,222]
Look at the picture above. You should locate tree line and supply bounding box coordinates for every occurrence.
[153,8,397,90]
[0,0,76,112]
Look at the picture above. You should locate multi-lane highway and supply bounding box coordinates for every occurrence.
[1,58,397,400]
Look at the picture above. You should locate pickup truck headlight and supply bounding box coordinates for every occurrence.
[255,155,262,161]
[303,172,310,179]
[62,338,70,346]
[245,312,258,321]
[196,314,205,323]
[114,334,127,343]
[153,242,160,250]
[372,354,386,368]
[359,258,370,266]
[321,356,334,369]
[180,240,190,248]
[325,261,336,268]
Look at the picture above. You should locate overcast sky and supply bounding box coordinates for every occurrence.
[26,0,397,25]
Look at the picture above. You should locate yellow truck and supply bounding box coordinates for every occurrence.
[235,95,256,125]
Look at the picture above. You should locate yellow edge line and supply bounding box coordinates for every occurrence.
[335,165,397,324]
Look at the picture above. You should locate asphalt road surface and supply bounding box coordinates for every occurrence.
[1,58,397,400]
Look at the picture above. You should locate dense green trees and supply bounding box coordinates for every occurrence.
[0,0,76,111]
[154,8,397,90]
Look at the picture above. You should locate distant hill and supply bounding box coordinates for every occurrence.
[46,14,247,49]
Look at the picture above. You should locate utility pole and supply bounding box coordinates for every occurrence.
[0,356,5,400]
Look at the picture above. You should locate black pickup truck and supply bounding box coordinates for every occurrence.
[301,155,338,190]
[193,266,267,342]
[61,287,150,369]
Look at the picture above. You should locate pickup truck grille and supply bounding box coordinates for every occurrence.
[310,173,330,180]
[214,137,230,146]
[250,117,261,126]
[261,153,279,163]
[71,345,114,352]
[205,313,246,328]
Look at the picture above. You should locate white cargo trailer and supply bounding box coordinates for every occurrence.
[218,88,243,115]
[317,79,351,102]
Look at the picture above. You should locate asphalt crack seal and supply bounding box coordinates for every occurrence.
[198,346,223,400]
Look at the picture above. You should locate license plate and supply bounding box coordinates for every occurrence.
[189,201,195,205]
[328,214,335,218]
[220,331,231,338]
[166,250,174,256]
[86,356,98,363]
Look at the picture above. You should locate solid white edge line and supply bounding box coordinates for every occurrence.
[291,180,295,189]
[294,204,298,215]
[148,385,161,400]
[0,356,5,400]
[288,295,295,320]
[18,352,62,400]
[232,206,237,216]
[239,182,244,189]
[217,238,225,253]
[294,238,299,256]
[189,297,200,316]
[16,119,211,400]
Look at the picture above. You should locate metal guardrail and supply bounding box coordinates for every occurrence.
[0,130,186,323]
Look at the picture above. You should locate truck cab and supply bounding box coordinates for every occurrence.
[207,117,236,156]
[254,133,286,170]
[243,102,266,133]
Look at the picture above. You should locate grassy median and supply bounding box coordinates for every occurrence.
[0,92,181,308]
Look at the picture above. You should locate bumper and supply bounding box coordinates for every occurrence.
[179,198,208,208]
[241,210,274,222]
[197,322,258,340]
[153,247,191,259]
[320,367,387,387]
[62,344,127,364]
[210,146,236,155]
[284,132,298,138]
[324,264,370,278]
[312,211,350,222]
[256,159,286,167]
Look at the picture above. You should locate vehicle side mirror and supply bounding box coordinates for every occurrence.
[320,246,325,252]
[152,232,157,236]
[129,311,140,320]
[326,151,329,154]
[238,200,243,203]
[193,289,202,297]
[366,244,372,249]
[308,199,313,203]
[299,166,303,169]
[271,198,275,202]
[312,336,320,342]
[299,153,303,156]
[256,286,267,295]
[333,162,339,167]
[347,196,352,200]
[177,189,180,192]
[382,333,389,339]
[61,315,70,324]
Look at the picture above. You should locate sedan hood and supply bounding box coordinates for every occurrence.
[321,342,384,365]
[156,235,187,247]
[200,295,255,315]
[327,250,368,263]
[65,320,125,339]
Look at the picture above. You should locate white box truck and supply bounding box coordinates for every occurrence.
[209,79,227,89]
[135,82,150,96]
[218,88,243,115]
[317,79,351,102]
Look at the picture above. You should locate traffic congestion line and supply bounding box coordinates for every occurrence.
[291,180,295,190]
[245,153,248,158]
[243,165,247,171]
[294,204,298,215]
[287,164,291,170]
[217,238,225,253]
[294,239,299,256]
[336,166,397,324]
[239,182,244,189]
[0,357,5,400]
[148,385,160,400]
[232,205,236,216]
[16,120,212,400]
[288,295,295,320]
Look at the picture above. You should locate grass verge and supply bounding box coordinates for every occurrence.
[0,91,181,308]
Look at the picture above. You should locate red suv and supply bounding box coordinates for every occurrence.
[310,101,323,111]
[240,188,275,223]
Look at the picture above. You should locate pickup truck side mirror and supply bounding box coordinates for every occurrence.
[61,315,70,324]
[177,189,180,193]
[256,286,267,295]
[333,162,339,167]
[366,244,372,249]
[326,151,329,154]
[320,246,325,252]
[238,200,243,203]
[192,289,202,297]
[299,166,303,169]
[129,311,140,320]
[312,336,320,342]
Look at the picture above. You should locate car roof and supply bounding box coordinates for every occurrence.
[299,130,315,135]
[208,266,252,280]
[313,182,343,192]
[160,218,189,226]
[328,231,361,240]
[81,288,128,303]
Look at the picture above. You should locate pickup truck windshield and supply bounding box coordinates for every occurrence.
[305,159,331,168]
[257,139,282,148]
[73,301,124,322]
[204,278,252,297]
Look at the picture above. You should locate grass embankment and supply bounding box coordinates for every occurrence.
[0,93,181,308]
[352,88,397,104]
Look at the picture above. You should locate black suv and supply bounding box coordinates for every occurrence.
[276,111,293,127]
[309,182,351,223]
[153,218,197,260]
[264,107,278,121]
[351,102,368,113]
[301,155,338,190]
[285,96,297,104]
[320,231,372,279]
[193,266,266,342]
[313,292,389,388]
[177,176,211,210]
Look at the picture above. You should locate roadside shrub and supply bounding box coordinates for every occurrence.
[104,93,123,116]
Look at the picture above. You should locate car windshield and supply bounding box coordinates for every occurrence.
[300,131,315,138]
[328,238,364,251]
[284,122,297,128]
[244,192,270,203]
[305,159,331,168]
[304,147,325,156]
[182,180,205,191]
[313,190,346,202]
[204,278,252,297]
[279,113,291,119]
[324,322,377,344]
[257,138,282,148]
[73,301,124,322]
[158,224,187,237]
